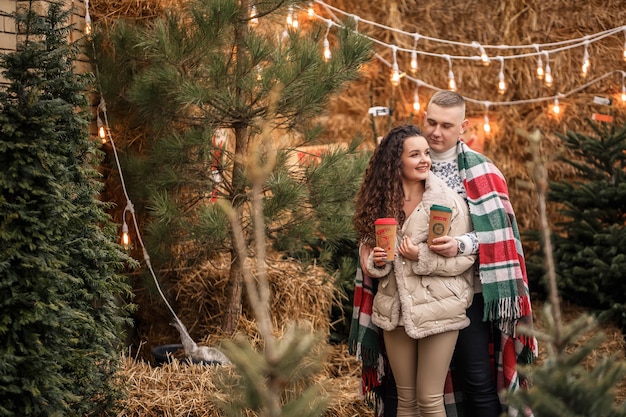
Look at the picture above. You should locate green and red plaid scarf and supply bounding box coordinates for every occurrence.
[457,140,537,358]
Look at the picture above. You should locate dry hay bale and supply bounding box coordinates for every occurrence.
[116,341,372,417]
[133,252,337,362]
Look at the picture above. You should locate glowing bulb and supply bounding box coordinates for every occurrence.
[390,63,401,87]
[410,50,418,73]
[286,6,298,29]
[621,85,626,102]
[307,2,314,18]
[581,48,590,77]
[536,55,544,80]
[481,52,490,66]
[323,38,331,61]
[552,97,560,115]
[483,115,491,133]
[544,63,553,88]
[98,126,106,141]
[84,21,92,36]
[497,71,506,95]
[121,222,130,249]
[448,70,456,91]
[623,41,626,61]
[249,5,258,27]
[413,88,420,112]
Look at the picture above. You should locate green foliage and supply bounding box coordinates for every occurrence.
[526,120,626,332]
[213,325,330,417]
[0,2,133,415]
[507,304,626,417]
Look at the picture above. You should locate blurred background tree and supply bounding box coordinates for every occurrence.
[92,0,372,334]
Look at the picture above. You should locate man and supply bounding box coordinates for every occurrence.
[423,90,537,417]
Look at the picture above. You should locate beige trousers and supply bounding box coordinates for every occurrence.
[383,327,458,417]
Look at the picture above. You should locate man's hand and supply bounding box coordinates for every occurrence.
[429,236,457,258]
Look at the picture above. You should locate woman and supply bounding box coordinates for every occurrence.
[352,124,475,417]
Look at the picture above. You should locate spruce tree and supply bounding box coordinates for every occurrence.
[92,0,372,332]
[0,1,133,415]
[544,121,626,332]
[507,129,626,417]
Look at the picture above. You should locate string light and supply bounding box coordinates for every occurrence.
[445,55,456,91]
[544,53,553,88]
[413,82,421,112]
[581,41,590,77]
[390,45,401,87]
[473,41,490,65]
[534,45,544,80]
[322,22,332,61]
[410,34,420,74]
[497,57,506,95]
[552,96,561,115]
[287,6,298,29]
[121,201,134,249]
[249,5,259,28]
[97,98,107,143]
[84,0,91,37]
[622,74,626,102]
[483,103,491,133]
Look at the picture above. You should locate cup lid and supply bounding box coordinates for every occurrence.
[430,204,452,212]
[374,217,398,225]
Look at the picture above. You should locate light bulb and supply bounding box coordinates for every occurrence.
[483,115,491,133]
[623,40,626,62]
[307,2,314,18]
[536,55,544,80]
[552,97,560,115]
[544,63,553,88]
[121,222,130,248]
[98,126,106,141]
[581,48,590,77]
[390,63,401,87]
[286,6,293,26]
[497,71,506,95]
[413,88,420,112]
[410,50,418,73]
[448,70,456,91]
[621,85,626,102]
[323,38,331,61]
[249,5,258,27]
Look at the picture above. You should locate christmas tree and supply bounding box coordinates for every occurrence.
[0,1,133,415]
[92,0,372,333]
[506,129,626,417]
[534,120,626,333]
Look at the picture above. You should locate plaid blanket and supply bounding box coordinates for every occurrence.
[348,141,537,416]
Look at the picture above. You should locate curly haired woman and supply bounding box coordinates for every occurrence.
[352,124,475,417]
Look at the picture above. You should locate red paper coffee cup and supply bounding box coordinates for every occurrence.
[375,218,398,261]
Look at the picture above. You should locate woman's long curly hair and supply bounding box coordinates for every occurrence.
[353,124,423,246]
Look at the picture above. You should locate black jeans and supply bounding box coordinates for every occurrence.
[453,293,503,417]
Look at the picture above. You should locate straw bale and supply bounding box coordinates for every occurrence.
[132,252,336,362]
[116,342,373,417]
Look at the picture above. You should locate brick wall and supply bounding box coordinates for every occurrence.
[0,0,89,83]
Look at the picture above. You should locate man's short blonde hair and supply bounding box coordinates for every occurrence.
[428,91,465,112]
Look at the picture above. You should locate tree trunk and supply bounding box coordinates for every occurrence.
[221,0,249,334]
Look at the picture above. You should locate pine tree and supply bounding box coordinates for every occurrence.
[92,0,372,333]
[544,121,626,332]
[506,129,626,417]
[0,2,133,415]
